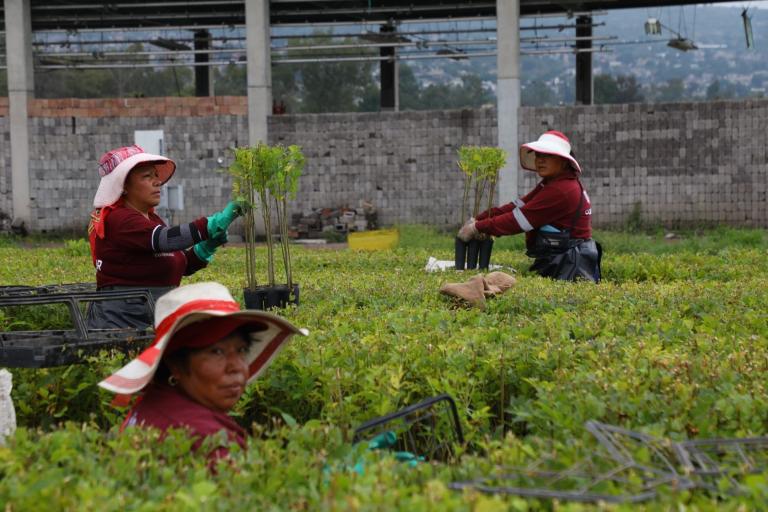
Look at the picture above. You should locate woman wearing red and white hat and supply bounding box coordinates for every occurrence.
[99,282,306,461]
[87,145,244,329]
[458,131,602,282]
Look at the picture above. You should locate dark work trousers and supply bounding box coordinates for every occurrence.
[86,285,174,330]
[529,239,602,283]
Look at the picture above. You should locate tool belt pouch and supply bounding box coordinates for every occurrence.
[528,238,601,282]
[526,230,578,258]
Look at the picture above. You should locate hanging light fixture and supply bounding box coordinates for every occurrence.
[644,18,661,35]
[667,37,698,52]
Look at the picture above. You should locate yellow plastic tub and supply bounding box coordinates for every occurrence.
[347,228,399,251]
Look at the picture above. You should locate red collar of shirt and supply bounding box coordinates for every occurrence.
[540,172,578,186]
[125,382,247,450]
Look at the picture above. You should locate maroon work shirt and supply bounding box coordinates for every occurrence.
[475,173,592,248]
[93,205,208,288]
[124,382,247,459]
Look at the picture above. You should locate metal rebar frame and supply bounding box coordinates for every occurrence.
[31,44,612,70]
[451,420,768,503]
[4,4,622,74]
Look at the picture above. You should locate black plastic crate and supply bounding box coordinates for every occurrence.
[0,284,156,368]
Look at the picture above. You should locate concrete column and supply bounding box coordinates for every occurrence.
[496,0,520,203]
[575,15,593,105]
[245,0,271,145]
[5,0,34,231]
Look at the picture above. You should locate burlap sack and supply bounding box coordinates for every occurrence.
[484,271,516,293]
[439,274,486,310]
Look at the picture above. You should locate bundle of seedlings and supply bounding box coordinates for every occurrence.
[227,143,305,309]
[455,146,506,270]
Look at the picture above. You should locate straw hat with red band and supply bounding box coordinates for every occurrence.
[98,282,308,395]
[519,131,582,174]
[93,144,176,208]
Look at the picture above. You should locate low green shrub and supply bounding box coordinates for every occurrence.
[1,226,767,508]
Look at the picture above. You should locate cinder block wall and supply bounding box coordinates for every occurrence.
[519,101,768,227]
[0,97,766,231]
[3,97,248,232]
[270,109,497,227]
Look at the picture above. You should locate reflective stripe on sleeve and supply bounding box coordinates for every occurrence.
[513,198,525,207]
[150,225,161,252]
[513,208,534,232]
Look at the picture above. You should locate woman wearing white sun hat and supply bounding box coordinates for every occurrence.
[99,282,307,462]
[457,130,602,282]
[87,145,245,329]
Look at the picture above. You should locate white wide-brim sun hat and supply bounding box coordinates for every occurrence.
[93,144,176,208]
[519,130,582,174]
[98,282,308,395]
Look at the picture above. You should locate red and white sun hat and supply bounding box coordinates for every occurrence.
[519,130,581,173]
[93,144,176,208]
[98,282,308,395]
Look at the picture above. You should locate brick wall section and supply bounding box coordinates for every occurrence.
[519,101,768,227]
[27,96,247,118]
[0,96,767,231]
[269,109,497,227]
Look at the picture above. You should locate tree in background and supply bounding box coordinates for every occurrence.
[299,59,375,112]
[522,80,557,106]
[213,63,246,96]
[397,63,423,110]
[271,64,302,112]
[594,74,644,104]
[649,78,685,103]
[35,44,193,98]
[418,73,493,110]
[267,33,377,113]
[705,79,752,100]
[594,74,620,103]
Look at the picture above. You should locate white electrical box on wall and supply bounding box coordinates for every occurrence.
[135,129,184,214]
[134,129,164,155]
[160,185,184,211]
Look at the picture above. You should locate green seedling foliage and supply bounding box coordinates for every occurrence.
[456,145,507,226]
[226,143,305,289]
[268,144,305,291]
[1,226,768,508]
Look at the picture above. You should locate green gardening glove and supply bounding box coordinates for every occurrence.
[207,201,244,240]
[193,231,228,263]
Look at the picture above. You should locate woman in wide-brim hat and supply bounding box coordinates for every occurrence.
[457,130,602,282]
[100,282,307,460]
[88,144,245,329]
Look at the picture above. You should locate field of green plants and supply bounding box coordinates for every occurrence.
[1,226,767,510]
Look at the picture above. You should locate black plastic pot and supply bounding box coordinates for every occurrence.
[243,284,300,310]
[466,239,480,270]
[477,238,494,270]
[454,237,468,271]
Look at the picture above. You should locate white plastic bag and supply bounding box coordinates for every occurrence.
[0,369,16,445]
[424,256,510,273]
